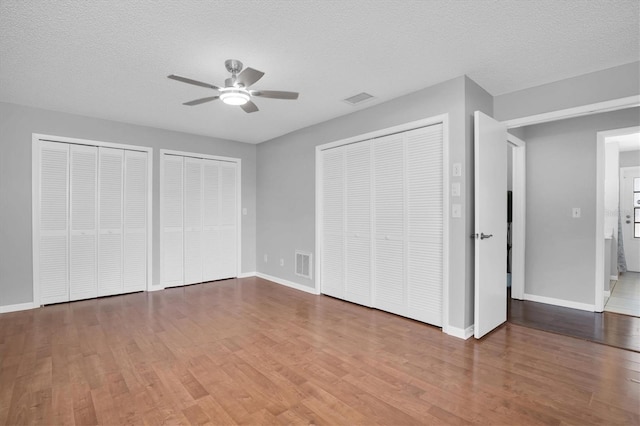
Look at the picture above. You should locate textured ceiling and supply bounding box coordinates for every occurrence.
[1,0,638,144]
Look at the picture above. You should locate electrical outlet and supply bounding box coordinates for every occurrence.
[242,208,247,215]
[451,182,460,197]
[264,254,268,263]
[280,258,284,266]
[452,163,462,177]
[452,204,461,218]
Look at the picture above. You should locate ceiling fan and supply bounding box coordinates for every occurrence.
[168,59,299,113]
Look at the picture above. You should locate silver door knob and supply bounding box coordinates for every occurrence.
[626,220,631,224]
[480,233,493,240]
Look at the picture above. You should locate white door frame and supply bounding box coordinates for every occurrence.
[159,149,242,289]
[507,133,526,300]
[32,134,153,306]
[315,114,450,331]
[596,127,640,310]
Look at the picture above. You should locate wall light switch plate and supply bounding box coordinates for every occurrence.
[453,163,462,177]
[452,182,460,197]
[452,204,461,218]
[572,208,581,218]
[280,258,284,266]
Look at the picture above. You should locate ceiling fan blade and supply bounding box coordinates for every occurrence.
[236,67,265,88]
[250,90,299,100]
[168,74,220,90]
[240,100,259,113]
[183,96,219,106]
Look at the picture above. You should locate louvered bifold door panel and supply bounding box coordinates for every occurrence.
[321,147,345,299]
[202,159,220,281]
[123,150,147,292]
[218,163,238,279]
[184,157,203,285]
[406,125,443,326]
[373,134,406,316]
[162,155,184,287]
[69,145,98,301]
[344,142,372,306]
[39,141,70,304]
[98,148,124,297]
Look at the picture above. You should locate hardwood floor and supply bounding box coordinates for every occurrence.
[508,289,640,353]
[1,277,639,425]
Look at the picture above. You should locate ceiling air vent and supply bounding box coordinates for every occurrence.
[343,92,375,106]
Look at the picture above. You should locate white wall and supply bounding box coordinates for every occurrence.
[0,102,257,308]
[619,150,640,167]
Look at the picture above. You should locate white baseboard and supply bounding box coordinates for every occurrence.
[0,301,38,314]
[603,290,611,298]
[445,325,474,340]
[610,275,618,281]
[237,272,256,278]
[523,293,596,312]
[147,284,165,292]
[256,272,319,295]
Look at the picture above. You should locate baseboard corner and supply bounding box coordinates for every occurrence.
[445,325,474,340]
[237,272,257,278]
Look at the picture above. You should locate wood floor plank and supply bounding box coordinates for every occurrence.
[0,277,638,425]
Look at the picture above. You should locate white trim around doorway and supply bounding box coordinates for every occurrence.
[596,127,640,311]
[507,133,526,301]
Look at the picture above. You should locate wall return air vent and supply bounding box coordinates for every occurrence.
[342,92,375,106]
[295,250,312,279]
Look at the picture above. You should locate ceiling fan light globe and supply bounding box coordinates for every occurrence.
[220,89,250,106]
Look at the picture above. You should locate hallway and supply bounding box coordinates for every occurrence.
[605,271,640,317]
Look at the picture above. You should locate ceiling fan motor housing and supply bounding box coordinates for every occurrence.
[225,59,243,75]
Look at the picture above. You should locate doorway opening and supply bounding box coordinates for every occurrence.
[601,131,640,317]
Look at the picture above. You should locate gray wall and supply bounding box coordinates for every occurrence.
[257,76,476,330]
[494,62,640,122]
[0,102,257,307]
[463,77,494,324]
[522,108,640,305]
[619,150,640,167]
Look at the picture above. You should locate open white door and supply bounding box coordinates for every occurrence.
[474,111,508,339]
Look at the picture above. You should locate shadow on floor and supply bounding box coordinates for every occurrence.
[507,290,640,353]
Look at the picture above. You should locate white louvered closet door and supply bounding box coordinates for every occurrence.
[406,125,443,326]
[162,155,184,287]
[344,142,372,306]
[38,141,70,304]
[123,150,147,292]
[98,148,124,297]
[69,145,98,301]
[373,133,406,317]
[202,159,221,281]
[321,147,345,299]
[218,162,238,279]
[184,157,203,285]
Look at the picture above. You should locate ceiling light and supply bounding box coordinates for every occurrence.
[220,88,250,106]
